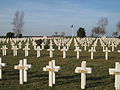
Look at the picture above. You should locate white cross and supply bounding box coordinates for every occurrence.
[92,44,97,51]
[41,43,45,49]
[23,46,30,57]
[11,45,19,56]
[118,50,120,53]
[14,59,31,84]
[49,43,53,49]
[35,46,42,57]
[57,43,61,50]
[74,43,79,49]
[66,44,70,50]
[33,42,37,50]
[103,47,111,60]
[88,47,96,60]
[25,42,29,48]
[83,43,87,51]
[101,44,106,51]
[74,47,82,59]
[11,43,15,48]
[47,47,55,58]
[43,60,60,87]
[18,42,22,49]
[111,43,116,52]
[109,62,120,90]
[75,61,92,89]
[1,45,8,56]
[0,58,6,79]
[61,46,67,58]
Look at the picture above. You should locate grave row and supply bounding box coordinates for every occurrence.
[0,57,119,90]
[1,44,120,60]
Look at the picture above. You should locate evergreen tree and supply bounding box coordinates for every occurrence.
[77,27,86,37]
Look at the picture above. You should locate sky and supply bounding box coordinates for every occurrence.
[0,0,120,36]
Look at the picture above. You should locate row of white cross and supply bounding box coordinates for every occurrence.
[0,45,117,60]
[0,57,120,89]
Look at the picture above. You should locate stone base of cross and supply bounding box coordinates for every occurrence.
[75,61,92,89]
[43,60,60,87]
[109,62,120,90]
[0,57,6,79]
[14,59,31,84]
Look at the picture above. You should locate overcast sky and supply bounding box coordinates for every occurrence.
[0,0,120,36]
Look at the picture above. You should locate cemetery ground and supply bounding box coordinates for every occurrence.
[0,40,120,90]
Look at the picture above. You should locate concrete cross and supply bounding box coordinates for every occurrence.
[49,43,53,49]
[35,46,42,57]
[88,47,96,60]
[74,47,82,59]
[83,43,87,51]
[18,42,22,49]
[92,44,97,51]
[109,62,120,90]
[111,43,116,52]
[1,45,8,56]
[101,44,106,51]
[61,46,67,58]
[41,43,45,49]
[25,42,29,48]
[47,47,55,58]
[57,43,61,50]
[103,47,111,60]
[11,45,19,56]
[33,42,37,50]
[0,58,6,79]
[43,60,60,87]
[23,46,30,57]
[75,61,92,89]
[14,59,31,84]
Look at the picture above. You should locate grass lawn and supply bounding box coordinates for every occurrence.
[0,38,119,90]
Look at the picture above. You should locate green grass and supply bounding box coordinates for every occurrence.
[0,39,119,90]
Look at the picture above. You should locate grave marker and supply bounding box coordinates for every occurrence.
[14,59,31,84]
[75,61,92,89]
[43,60,60,87]
[109,62,120,90]
[61,47,67,58]
[74,47,82,59]
[0,58,6,79]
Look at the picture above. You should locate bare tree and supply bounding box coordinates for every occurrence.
[12,11,24,37]
[98,17,108,35]
[91,26,102,37]
[117,21,120,32]
[112,32,118,37]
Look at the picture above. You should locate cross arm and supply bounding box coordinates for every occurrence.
[109,68,120,75]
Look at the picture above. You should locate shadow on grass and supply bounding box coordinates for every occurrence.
[94,56,104,60]
[86,75,114,88]
[55,74,80,86]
